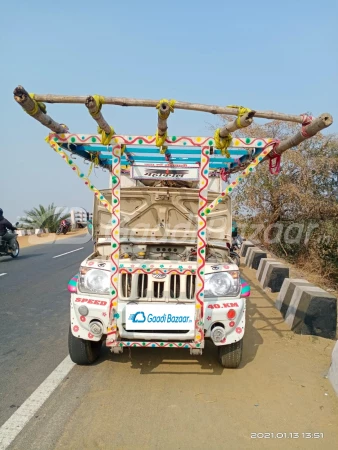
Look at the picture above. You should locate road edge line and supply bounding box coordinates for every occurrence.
[0,356,75,450]
[53,247,84,259]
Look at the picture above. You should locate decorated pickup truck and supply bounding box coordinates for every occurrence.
[68,185,250,367]
[13,87,332,368]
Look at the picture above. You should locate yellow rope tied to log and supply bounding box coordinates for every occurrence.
[227,105,252,128]
[213,129,231,158]
[26,93,47,116]
[97,125,115,146]
[89,95,106,116]
[155,99,176,148]
[87,152,100,177]
[156,98,176,119]
[156,130,167,148]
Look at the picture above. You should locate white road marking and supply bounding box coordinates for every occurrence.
[0,273,7,277]
[52,247,84,259]
[0,356,75,450]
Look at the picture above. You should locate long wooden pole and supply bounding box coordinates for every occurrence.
[219,110,256,137]
[157,100,171,139]
[85,95,111,134]
[273,113,333,155]
[13,86,69,134]
[19,89,307,123]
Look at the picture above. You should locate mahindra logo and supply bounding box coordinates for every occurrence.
[152,273,167,279]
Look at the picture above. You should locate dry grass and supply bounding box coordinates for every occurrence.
[17,228,88,249]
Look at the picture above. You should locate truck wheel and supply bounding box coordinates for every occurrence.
[218,339,243,368]
[68,326,102,365]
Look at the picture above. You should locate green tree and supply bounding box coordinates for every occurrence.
[216,116,338,286]
[19,204,70,233]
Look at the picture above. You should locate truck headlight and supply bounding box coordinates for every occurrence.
[205,271,240,298]
[79,267,110,295]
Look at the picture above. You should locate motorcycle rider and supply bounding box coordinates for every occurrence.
[0,208,17,250]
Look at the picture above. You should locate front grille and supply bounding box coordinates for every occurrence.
[120,271,196,301]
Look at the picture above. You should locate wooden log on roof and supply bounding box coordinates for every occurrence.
[219,110,256,138]
[228,114,333,174]
[13,86,68,133]
[85,95,111,134]
[272,113,333,155]
[29,92,307,124]
[157,100,171,138]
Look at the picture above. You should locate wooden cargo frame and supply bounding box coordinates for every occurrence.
[13,86,333,351]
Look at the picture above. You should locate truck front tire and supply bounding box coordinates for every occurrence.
[68,326,102,365]
[218,339,243,368]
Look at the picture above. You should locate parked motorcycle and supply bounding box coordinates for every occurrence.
[0,222,20,259]
[56,219,72,235]
[232,235,243,251]
[228,235,243,267]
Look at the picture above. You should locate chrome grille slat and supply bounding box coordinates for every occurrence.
[153,281,164,298]
[170,274,180,299]
[137,274,148,298]
[186,275,196,299]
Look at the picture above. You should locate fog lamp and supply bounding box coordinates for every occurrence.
[78,305,89,316]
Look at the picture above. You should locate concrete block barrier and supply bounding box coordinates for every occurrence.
[285,286,337,339]
[261,262,289,292]
[256,258,277,282]
[276,278,312,317]
[16,230,26,236]
[250,250,268,270]
[328,341,338,396]
[244,246,257,266]
[240,241,254,258]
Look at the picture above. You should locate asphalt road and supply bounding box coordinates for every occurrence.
[1,243,338,450]
[0,236,92,427]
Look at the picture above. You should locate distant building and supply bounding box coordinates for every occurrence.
[70,209,93,227]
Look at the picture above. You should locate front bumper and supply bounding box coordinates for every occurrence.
[70,294,246,346]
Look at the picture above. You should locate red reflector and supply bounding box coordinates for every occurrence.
[227,309,236,319]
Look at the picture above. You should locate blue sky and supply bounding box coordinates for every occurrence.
[1,0,337,221]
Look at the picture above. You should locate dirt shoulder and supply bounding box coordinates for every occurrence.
[17,228,89,249]
[26,265,335,450]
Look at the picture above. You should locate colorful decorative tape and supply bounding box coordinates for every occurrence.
[46,135,112,213]
[68,274,78,293]
[51,133,273,149]
[109,341,203,349]
[107,144,122,346]
[194,146,210,346]
[240,278,250,297]
[202,142,277,216]
[120,268,195,275]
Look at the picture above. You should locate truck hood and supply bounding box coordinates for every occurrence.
[93,187,231,245]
